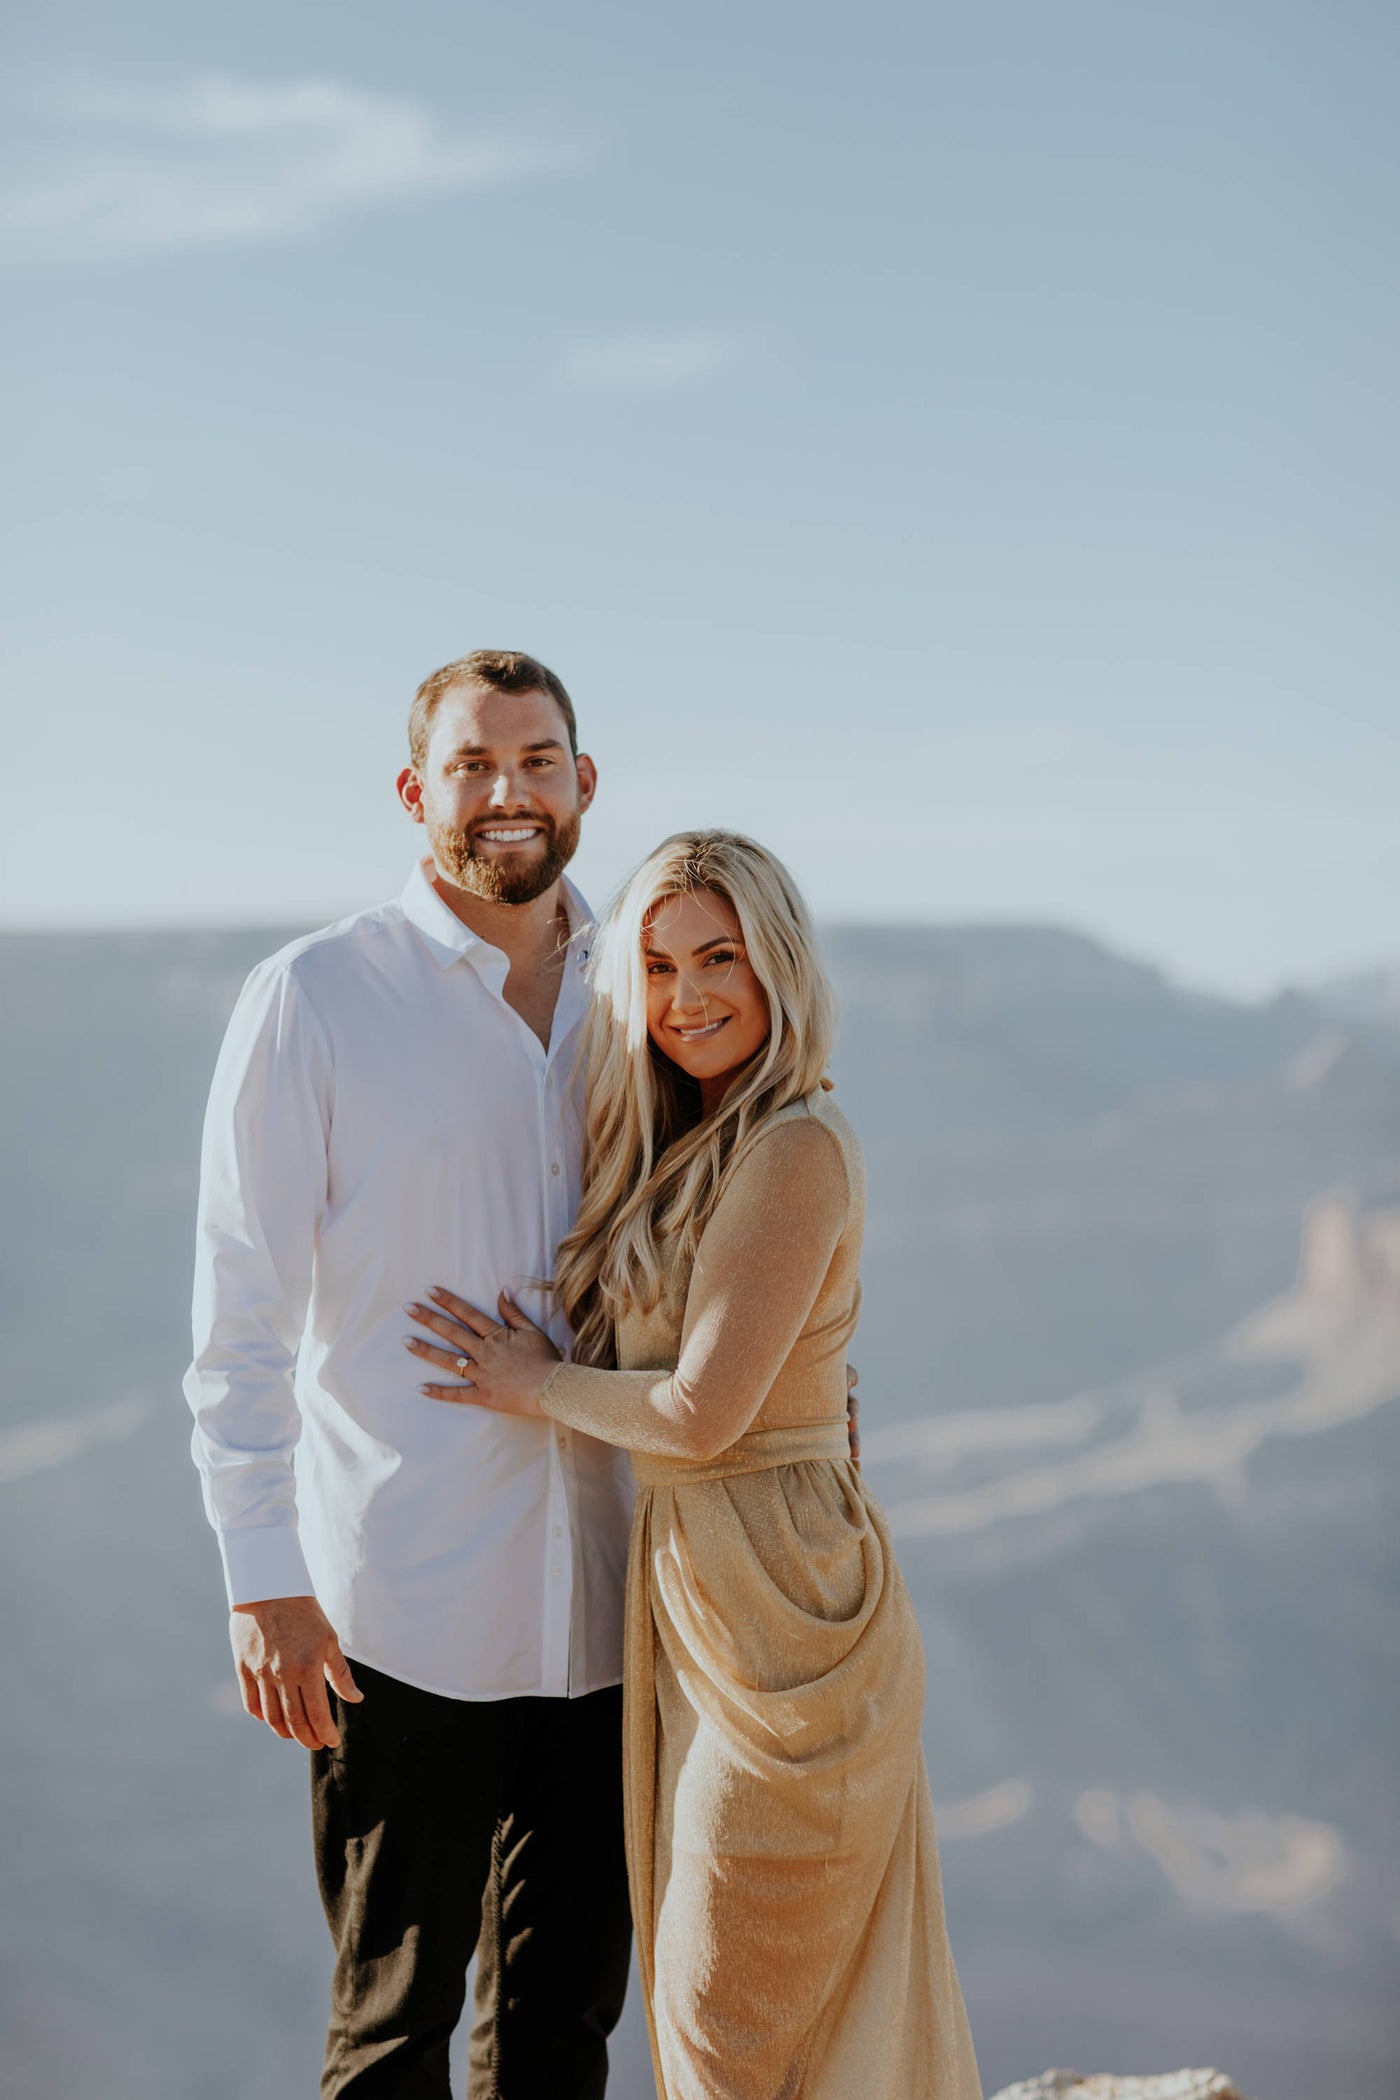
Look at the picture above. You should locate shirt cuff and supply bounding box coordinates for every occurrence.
[219,1524,316,1608]
[538,1360,570,1416]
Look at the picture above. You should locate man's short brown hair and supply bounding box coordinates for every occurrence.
[408,650,579,769]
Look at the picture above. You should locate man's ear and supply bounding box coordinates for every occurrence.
[397,766,426,824]
[575,752,598,816]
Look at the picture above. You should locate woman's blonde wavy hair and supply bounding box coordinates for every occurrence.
[555,830,837,1368]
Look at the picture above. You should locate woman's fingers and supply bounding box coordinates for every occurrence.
[418,1379,488,1405]
[425,1287,498,1336]
[497,1289,546,1334]
[403,1334,473,1377]
[404,1300,475,1349]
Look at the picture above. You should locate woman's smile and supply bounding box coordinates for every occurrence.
[670,1015,730,1042]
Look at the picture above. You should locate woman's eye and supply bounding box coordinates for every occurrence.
[705,951,736,966]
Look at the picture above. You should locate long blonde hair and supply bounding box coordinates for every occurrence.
[555,830,837,1367]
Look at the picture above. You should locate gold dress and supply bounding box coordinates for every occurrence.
[540,1090,982,2100]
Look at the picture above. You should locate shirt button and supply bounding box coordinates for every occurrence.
[551,1162,561,1177]
[552,1524,562,1538]
[552,1566,563,1578]
[557,1431,568,1449]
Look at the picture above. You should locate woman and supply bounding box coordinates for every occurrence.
[405,830,981,2100]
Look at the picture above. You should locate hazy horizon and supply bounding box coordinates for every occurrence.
[2,891,1394,1006]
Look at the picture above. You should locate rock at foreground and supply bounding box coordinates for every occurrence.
[990,2075,1251,2100]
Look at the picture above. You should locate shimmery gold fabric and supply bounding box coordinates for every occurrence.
[541,1092,982,2100]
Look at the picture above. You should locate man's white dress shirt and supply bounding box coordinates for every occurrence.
[183,859,633,1701]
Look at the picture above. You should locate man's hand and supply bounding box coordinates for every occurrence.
[229,1595,362,1751]
[847,1364,861,1465]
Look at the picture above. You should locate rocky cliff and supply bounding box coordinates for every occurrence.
[992,2077,1250,2100]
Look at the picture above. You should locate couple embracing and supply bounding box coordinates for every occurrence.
[185,650,981,2100]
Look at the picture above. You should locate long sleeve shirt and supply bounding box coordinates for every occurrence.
[183,858,634,1701]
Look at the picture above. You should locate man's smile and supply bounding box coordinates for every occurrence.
[474,824,547,846]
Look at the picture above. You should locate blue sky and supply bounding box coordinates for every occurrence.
[2,0,1395,993]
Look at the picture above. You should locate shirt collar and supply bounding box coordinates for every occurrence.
[400,857,593,985]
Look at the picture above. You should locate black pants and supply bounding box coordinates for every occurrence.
[311,1666,632,2099]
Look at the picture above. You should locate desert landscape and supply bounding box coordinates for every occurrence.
[2,920,1397,2099]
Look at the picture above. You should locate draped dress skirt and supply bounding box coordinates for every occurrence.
[622,1422,983,2100]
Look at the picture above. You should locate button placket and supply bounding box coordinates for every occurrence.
[541,1437,573,1693]
[540,1023,584,1692]
[554,1421,587,1694]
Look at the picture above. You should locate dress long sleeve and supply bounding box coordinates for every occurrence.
[540,1115,850,1462]
[182,960,332,1606]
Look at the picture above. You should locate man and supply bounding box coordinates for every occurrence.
[185,651,635,2098]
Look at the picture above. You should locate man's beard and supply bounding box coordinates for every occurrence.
[428,809,581,905]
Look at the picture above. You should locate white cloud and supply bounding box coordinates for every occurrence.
[0,1396,155,1484]
[1075,1789,1346,1915]
[563,329,742,390]
[0,72,587,258]
[935,1779,1034,1841]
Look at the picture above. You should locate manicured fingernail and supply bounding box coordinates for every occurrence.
[403,1302,419,1315]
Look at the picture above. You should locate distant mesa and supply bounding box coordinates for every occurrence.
[1306,966,1400,1037]
[868,1196,1400,1541]
[1233,1192,1400,1362]
[1287,1192,1400,1313]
